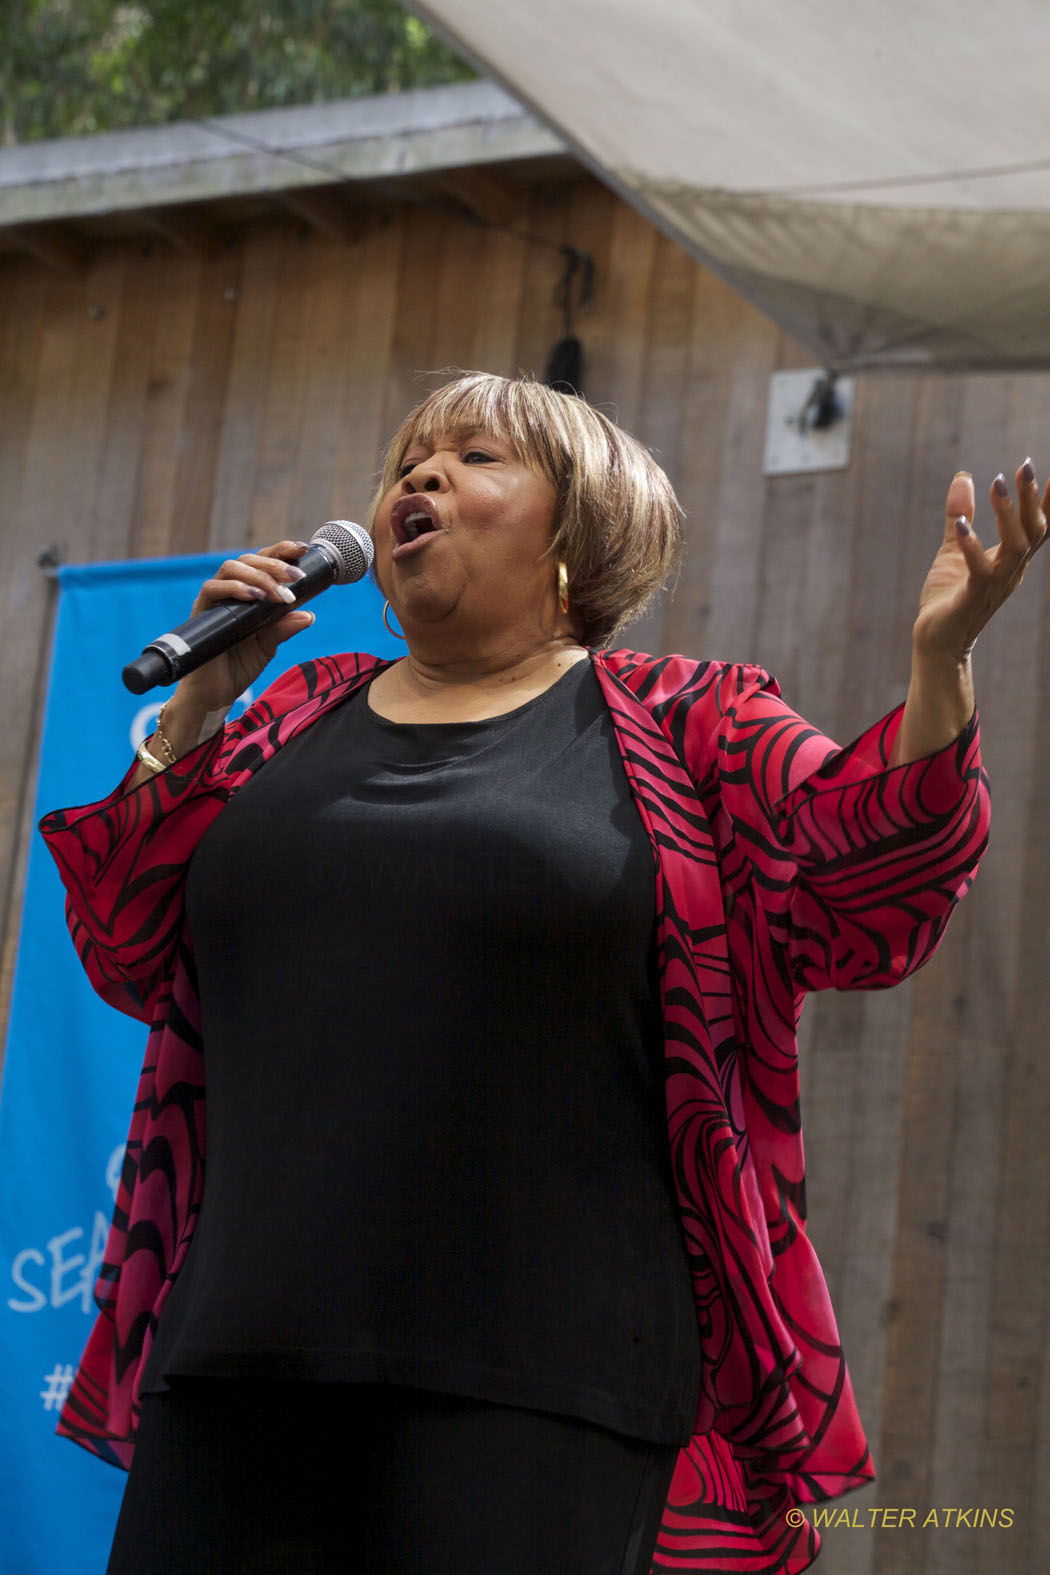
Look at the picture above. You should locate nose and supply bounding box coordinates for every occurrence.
[401,458,446,493]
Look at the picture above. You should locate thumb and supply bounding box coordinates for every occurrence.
[944,471,975,540]
[271,609,315,647]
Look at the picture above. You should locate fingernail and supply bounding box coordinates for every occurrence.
[247,587,267,600]
[1023,458,1036,483]
[294,541,310,551]
[955,470,973,479]
[955,517,973,536]
[275,584,296,603]
[993,474,1009,497]
[284,565,306,581]
[304,610,315,625]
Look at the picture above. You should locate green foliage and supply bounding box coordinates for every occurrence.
[2,0,476,144]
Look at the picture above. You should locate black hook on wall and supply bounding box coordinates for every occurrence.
[544,246,595,394]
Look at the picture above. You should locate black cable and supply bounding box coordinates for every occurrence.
[755,152,1050,201]
[189,115,594,263]
[195,111,1050,205]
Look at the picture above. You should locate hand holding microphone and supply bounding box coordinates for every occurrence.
[124,523,373,779]
[123,520,374,699]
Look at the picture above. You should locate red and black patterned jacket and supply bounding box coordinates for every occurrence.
[40,649,990,1573]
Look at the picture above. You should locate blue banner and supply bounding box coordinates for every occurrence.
[0,554,400,1575]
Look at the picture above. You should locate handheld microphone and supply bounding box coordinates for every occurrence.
[122,520,374,695]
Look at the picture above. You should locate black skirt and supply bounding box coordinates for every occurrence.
[108,1378,680,1575]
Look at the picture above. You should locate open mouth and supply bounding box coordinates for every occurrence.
[397,510,438,543]
[391,497,442,547]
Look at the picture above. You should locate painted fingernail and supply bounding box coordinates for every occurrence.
[993,474,1009,497]
[955,517,973,536]
[294,541,310,551]
[247,587,267,600]
[284,565,306,581]
[275,584,296,603]
[1022,458,1036,483]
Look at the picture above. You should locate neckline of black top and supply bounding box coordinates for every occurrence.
[364,654,592,732]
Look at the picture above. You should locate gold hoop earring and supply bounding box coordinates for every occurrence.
[382,600,407,641]
[556,561,570,615]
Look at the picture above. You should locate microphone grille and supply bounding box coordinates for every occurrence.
[312,520,375,584]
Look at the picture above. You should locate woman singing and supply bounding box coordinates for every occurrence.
[42,374,1043,1573]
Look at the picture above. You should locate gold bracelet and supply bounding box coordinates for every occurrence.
[135,738,168,774]
[152,701,178,767]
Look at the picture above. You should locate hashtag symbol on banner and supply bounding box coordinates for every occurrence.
[40,1365,75,1412]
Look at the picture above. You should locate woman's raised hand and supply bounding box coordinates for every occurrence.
[892,463,1048,765]
[912,463,1048,661]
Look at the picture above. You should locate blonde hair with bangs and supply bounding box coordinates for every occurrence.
[368,373,683,647]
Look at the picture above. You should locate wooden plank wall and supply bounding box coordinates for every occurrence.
[1,176,1047,1574]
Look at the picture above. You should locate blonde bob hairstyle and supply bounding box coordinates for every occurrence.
[368,373,684,647]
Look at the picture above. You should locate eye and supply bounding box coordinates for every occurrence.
[396,456,424,480]
[463,448,498,465]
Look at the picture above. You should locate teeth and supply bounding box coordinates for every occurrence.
[400,510,432,543]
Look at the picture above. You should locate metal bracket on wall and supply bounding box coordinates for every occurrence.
[763,369,854,476]
[36,545,63,580]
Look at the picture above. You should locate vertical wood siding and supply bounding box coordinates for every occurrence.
[0,178,1046,1573]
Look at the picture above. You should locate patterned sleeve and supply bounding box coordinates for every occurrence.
[656,659,990,991]
[38,731,230,1023]
[37,653,375,1024]
[771,702,988,990]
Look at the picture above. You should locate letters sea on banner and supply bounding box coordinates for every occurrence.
[7,1143,122,1314]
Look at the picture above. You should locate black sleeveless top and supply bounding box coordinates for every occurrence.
[143,661,701,1444]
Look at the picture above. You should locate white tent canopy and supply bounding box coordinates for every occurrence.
[415,0,1050,371]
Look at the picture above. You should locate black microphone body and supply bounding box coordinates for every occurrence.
[122,521,373,694]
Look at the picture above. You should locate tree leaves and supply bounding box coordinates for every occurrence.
[3,0,476,144]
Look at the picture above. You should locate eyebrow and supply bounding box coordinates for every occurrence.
[399,427,512,461]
